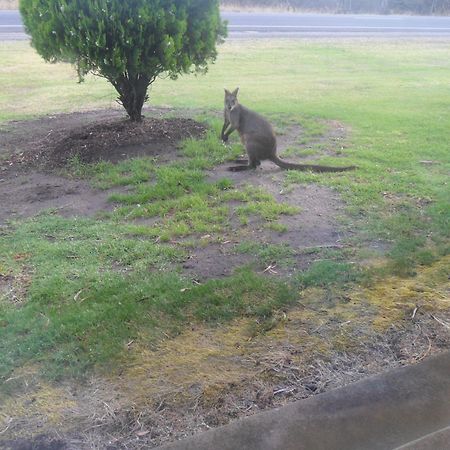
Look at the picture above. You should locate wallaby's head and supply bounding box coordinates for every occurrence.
[224,87,239,111]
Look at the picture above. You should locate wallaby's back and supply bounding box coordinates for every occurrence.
[233,104,277,160]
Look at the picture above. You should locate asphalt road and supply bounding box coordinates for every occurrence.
[1,9,450,40]
[224,11,450,37]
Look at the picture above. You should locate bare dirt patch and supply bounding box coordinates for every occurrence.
[1,108,205,169]
[0,172,117,224]
[183,151,348,281]
[0,108,205,225]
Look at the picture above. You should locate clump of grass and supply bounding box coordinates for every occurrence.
[182,128,242,169]
[296,260,364,289]
[65,155,156,189]
[236,199,298,222]
[235,241,294,267]
[266,222,288,233]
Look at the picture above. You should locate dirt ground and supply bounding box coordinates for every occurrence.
[0,109,205,225]
[1,108,448,450]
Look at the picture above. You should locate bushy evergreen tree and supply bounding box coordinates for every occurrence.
[20,0,227,121]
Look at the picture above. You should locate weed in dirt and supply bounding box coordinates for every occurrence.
[235,242,295,268]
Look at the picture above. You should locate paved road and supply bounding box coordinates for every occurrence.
[224,11,450,37]
[0,10,25,40]
[2,9,450,40]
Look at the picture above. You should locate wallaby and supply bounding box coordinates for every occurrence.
[221,88,356,173]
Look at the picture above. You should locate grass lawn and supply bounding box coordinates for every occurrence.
[0,37,449,445]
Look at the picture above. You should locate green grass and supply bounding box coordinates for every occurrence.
[65,155,157,189]
[0,213,297,380]
[67,126,298,243]
[0,215,183,378]
[1,38,449,381]
[0,121,302,381]
[296,260,363,289]
[236,241,294,267]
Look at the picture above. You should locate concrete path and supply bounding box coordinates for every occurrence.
[157,351,450,450]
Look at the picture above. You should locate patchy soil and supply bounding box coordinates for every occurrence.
[181,130,350,281]
[0,108,347,278]
[1,109,448,450]
[0,108,205,168]
[184,175,346,281]
[0,172,117,223]
[0,108,205,225]
[277,119,350,161]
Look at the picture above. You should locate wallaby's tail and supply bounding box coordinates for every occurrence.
[271,156,356,173]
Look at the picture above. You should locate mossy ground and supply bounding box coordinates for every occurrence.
[2,257,447,447]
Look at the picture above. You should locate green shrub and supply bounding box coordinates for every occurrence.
[20,0,226,121]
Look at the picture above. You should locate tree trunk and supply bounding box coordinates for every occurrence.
[112,74,150,122]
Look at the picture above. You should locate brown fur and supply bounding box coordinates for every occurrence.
[221,88,356,173]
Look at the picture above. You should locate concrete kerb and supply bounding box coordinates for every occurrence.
[394,425,450,449]
[156,351,450,450]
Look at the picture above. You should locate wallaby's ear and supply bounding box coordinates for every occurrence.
[224,88,230,96]
[232,87,239,97]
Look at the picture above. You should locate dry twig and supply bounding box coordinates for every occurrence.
[0,418,13,435]
[430,314,450,329]
[263,263,277,274]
